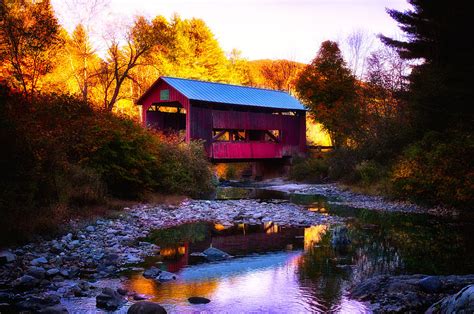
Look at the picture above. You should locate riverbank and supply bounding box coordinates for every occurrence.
[252,180,455,216]
[350,274,474,313]
[1,181,471,312]
[0,198,340,312]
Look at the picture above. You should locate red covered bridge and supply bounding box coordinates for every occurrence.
[137,77,306,161]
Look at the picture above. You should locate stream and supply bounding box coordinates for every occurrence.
[1,183,473,313]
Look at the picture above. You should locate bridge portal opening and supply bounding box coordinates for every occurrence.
[146,102,186,139]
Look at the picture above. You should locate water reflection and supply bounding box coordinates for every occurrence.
[122,194,474,313]
[127,222,371,313]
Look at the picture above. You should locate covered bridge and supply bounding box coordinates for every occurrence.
[137,76,306,161]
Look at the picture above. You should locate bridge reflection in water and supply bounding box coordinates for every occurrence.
[124,222,368,313]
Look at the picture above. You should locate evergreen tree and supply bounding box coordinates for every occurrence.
[380,0,473,131]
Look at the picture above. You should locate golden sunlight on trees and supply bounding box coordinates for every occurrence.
[99,16,166,111]
[0,0,62,96]
[296,41,359,147]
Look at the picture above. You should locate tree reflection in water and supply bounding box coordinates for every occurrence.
[123,205,474,312]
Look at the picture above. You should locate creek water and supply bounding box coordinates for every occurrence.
[58,185,474,313]
[113,186,474,313]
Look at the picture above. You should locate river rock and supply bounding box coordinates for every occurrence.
[426,284,474,313]
[188,296,211,304]
[128,301,167,314]
[0,250,16,265]
[46,268,60,277]
[419,276,442,293]
[351,274,474,313]
[38,304,69,313]
[12,275,39,289]
[143,266,161,279]
[85,226,95,232]
[155,270,177,282]
[27,266,46,279]
[31,257,48,266]
[203,247,231,261]
[96,287,126,311]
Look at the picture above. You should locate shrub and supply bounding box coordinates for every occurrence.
[289,157,329,182]
[0,85,214,244]
[354,160,387,186]
[326,147,359,181]
[391,131,473,209]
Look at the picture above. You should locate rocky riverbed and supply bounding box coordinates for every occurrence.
[0,198,340,312]
[264,182,453,215]
[350,274,474,313]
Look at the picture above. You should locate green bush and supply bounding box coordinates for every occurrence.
[326,147,359,181]
[0,85,214,244]
[289,157,329,182]
[391,131,473,209]
[354,160,387,186]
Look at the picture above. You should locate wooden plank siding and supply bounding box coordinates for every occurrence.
[212,142,283,159]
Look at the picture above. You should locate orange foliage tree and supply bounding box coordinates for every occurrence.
[0,0,62,96]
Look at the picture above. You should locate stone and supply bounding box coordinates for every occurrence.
[31,257,48,265]
[38,304,69,313]
[426,284,474,314]
[0,250,16,265]
[12,275,39,289]
[202,247,232,261]
[155,271,177,282]
[85,226,95,232]
[27,266,47,279]
[127,301,167,314]
[143,267,161,279]
[117,287,128,295]
[188,296,211,304]
[46,268,60,277]
[50,243,63,254]
[419,276,442,293]
[96,287,126,311]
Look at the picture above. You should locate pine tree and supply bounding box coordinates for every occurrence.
[380,0,473,131]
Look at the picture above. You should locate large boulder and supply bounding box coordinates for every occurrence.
[426,284,474,313]
[96,287,126,311]
[202,247,231,262]
[127,301,167,314]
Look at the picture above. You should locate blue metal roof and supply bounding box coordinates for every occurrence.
[161,76,306,110]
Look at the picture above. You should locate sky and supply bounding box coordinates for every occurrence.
[51,0,411,64]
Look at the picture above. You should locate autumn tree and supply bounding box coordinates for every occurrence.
[0,0,62,96]
[99,16,166,111]
[296,41,359,147]
[226,48,253,85]
[64,24,99,102]
[380,0,473,132]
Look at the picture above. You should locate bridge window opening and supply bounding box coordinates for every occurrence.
[146,103,186,138]
[212,129,280,143]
